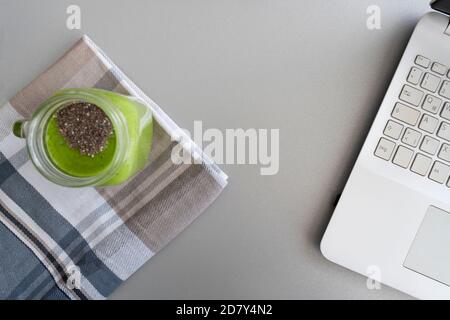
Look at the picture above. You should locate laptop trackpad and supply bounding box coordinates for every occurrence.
[404,206,450,287]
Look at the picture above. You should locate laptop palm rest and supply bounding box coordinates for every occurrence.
[404,206,450,287]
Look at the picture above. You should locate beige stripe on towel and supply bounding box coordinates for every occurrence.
[124,164,223,253]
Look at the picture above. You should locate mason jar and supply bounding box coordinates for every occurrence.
[13,88,153,187]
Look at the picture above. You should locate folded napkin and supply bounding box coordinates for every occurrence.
[0,35,227,300]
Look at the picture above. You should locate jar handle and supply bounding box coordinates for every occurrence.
[13,120,29,138]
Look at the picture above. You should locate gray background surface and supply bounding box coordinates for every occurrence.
[0,0,431,299]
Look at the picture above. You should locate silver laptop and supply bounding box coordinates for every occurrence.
[321,7,450,299]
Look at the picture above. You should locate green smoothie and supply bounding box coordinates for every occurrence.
[44,88,153,186]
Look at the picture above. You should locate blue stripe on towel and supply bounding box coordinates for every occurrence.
[0,202,87,300]
[0,152,121,297]
[0,217,67,299]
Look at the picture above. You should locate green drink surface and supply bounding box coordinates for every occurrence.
[44,88,153,186]
[45,116,117,177]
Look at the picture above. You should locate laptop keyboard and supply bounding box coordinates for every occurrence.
[375,55,450,185]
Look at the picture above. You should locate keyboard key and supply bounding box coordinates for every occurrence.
[441,102,450,121]
[407,67,422,85]
[374,138,395,160]
[415,55,430,68]
[438,143,450,162]
[411,153,432,176]
[421,72,440,92]
[420,136,440,155]
[402,128,421,147]
[437,122,450,141]
[419,114,439,133]
[393,146,413,168]
[399,85,424,106]
[392,103,420,125]
[383,120,403,140]
[422,94,441,114]
[429,161,450,184]
[432,62,447,75]
[439,80,450,99]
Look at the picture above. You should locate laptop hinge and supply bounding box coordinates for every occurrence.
[431,0,450,35]
[445,20,450,36]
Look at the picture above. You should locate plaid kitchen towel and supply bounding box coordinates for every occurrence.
[0,35,228,300]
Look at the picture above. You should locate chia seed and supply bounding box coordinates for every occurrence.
[55,102,114,157]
